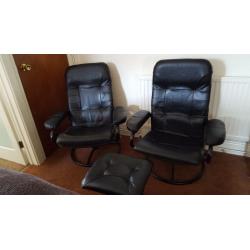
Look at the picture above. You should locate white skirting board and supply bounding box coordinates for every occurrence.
[120,76,250,157]
[215,139,250,157]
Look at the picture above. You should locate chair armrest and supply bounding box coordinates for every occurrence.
[113,106,127,125]
[44,111,68,130]
[204,119,226,146]
[127,110,151,134]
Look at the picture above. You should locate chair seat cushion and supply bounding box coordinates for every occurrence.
[56,125,116,148]
[82,153,151,195]
[134,131,204,165]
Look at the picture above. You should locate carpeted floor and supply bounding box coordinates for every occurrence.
[20,136,250,195]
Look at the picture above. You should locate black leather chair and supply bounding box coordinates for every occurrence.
[127,59,226,185]
[44,63,127,167]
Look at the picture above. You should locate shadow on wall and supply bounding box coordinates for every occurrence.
[107,63,127,108]
[209,59,226,77]
[208,59,226,119]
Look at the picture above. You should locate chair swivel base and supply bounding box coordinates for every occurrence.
[70,142,121,168]
[150,159,206,185]
[71,147,97,167]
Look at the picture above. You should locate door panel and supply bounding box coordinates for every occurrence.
[0,115,13,148]
[0,98,27,165]
[13,55,68,156]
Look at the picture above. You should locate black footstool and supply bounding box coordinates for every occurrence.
[81,153,151,195]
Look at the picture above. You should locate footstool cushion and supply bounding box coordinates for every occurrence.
[81,153,151,195]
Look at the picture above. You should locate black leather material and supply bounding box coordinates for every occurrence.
[44,63,127,151]
[131,59,225,166]
[205,119,226,146]
[152,59,212,144]
[44,111,68,130]
[135,131,203,165]
[127,110,151,134]
[56,125,117,148]
[113,106,127,125]
[82,153,151,195]
[66,63,113,127]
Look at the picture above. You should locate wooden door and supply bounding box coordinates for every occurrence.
[13,55,69,156]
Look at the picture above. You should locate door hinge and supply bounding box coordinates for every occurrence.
[18,141,24,148]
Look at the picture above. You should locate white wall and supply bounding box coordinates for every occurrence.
[69,54,250,108]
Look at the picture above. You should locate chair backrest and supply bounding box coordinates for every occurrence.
[66,63,113,127]
[152,59,212,144]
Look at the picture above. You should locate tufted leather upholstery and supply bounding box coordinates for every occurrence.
[135,131,203,164]
[152,59,212,144]
[66,63,113,127]
[57,125,116,148]
[113,106,127,125]
[82,153,151,194]
[44,63,127,154]
[127,59,226,166]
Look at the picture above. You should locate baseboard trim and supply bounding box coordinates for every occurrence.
[214,139,250,157]
[246,144,250,157]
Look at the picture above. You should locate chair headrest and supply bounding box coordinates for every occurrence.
[153,59,212,88]
[66,63,111,86]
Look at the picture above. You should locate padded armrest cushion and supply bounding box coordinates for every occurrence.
[127,110,151,134]
[44,111,68,130]
[205,119,226,146]
[113,106,127,125]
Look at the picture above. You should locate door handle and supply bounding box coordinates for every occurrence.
[20,63,32,71]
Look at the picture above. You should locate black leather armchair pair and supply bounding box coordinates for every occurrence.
[44,59,225,185]
[44,63,127,167]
